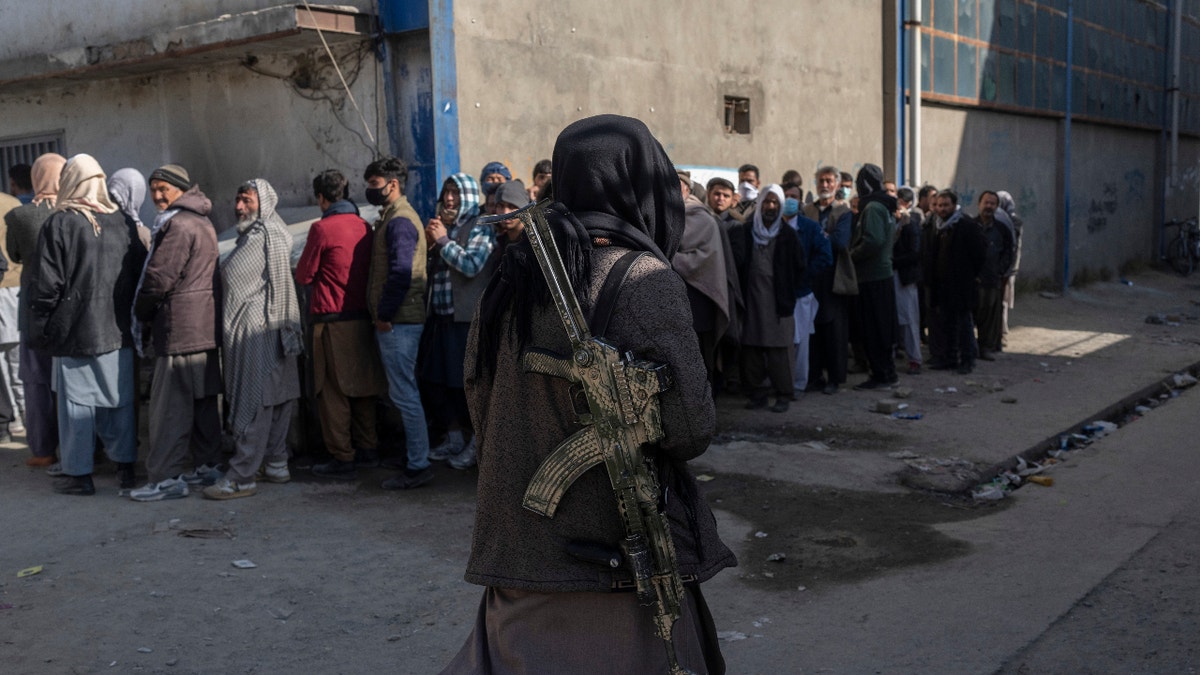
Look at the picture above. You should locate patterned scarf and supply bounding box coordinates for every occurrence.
[219,178,303,435]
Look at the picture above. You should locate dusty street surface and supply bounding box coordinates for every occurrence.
[2,268,1199,674]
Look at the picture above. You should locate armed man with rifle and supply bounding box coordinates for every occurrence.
[440,115,736,674]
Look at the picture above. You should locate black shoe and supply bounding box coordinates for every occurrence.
[744,397,768,410]
[822,383,839,395]
[769,399,790,413]
[381,467,434,490]
[853,378,889,391]
[312,459,358,480]
[117,462,137,490]
[354,447,381,468]
[956,362,974,374]
[53,474,96,496]
[978,349,996,362]
[928,360,955,371]
[804,379,827,393]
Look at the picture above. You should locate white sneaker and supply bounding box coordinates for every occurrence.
[261,459,291,484]
[448,437,477,470]
[129,477,189,502]
[181,463,223,486]
[428,430,465,461]
[202,478,257,500]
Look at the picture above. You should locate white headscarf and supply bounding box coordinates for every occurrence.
[751,183,785,246]
[54,154,118,235]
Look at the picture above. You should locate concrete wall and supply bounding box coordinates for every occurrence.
[920,103,1183,285]
[1,0,373,61]
[450,0,887,191]
[0,47,384,229]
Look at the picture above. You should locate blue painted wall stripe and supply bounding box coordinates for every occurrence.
[430,0,461,187]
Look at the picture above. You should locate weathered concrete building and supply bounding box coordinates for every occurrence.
[2,1,1197,286]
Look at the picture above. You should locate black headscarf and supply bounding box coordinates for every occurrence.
[855,163,898,217]
[475,114,685,375]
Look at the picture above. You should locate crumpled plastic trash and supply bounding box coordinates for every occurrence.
[231,559,257,569]
[972,482,1008,501]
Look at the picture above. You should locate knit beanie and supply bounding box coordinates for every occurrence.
[148,164,192,191]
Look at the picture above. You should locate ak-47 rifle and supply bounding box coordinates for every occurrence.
[479,201,694,675]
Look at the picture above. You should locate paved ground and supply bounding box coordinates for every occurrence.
[1,267,1198,674]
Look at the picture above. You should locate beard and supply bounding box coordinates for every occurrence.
[817,191,834,201]
[236,213,259,233]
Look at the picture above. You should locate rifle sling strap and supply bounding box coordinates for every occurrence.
[588,250,647,338]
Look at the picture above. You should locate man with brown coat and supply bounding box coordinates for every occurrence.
[129,165,223,502]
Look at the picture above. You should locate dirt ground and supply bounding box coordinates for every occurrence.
[2,267,1199,673]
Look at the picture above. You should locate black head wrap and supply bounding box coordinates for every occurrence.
[475,114,685,375]
[855,163,898,218]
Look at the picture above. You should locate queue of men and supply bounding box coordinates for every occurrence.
[1,151,1020,499]
[693,162,1021,411]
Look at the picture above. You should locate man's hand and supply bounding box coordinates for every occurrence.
[375,320,393,333]
[426,218,447,246]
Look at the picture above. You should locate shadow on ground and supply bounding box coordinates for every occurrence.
[700,472,1009,591]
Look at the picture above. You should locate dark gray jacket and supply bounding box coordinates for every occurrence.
[463,246,736,592]
[29,210,145,357]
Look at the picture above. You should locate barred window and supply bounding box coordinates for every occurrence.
[1,132,65,193]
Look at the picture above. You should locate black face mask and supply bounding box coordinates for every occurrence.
[365,185,388,206]
[760,207,780,224]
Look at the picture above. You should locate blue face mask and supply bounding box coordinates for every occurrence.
[782,197,800,218]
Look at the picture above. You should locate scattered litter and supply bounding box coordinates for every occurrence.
[972,482,1008,501]
[892,387,912,399]
[888,450,919,459]
[800,441,831,452]
[1119,277,1133,286]
[718,631,748,642]
[1028,475,1054,487]
[1015,457,1045,477]
[1082,421,1118,439]
[269,607,294,621]
[109,662,117,668]
[1172,373,1198,389]
[796,585,807,592]
[695,474,715,482]
[946,387,958,393]
[1146,314,1167,325]
[166,658,178,667]
[989,382,1005,393]
[934,388,946,394]
[762,571,774,578]
[1039,362,1049,368]
[1134,405,1151,414]
[387,635,403,642]
[231,559,257,569]
[17,566,43,578]
[1001,396,1018,404]
[766,553,787,562]
[137,648,152,654]
[754,531,768,538]
[752,617,772,628]
[892,412,923,420]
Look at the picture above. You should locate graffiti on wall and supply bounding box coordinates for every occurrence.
[1086,182,1119,234]
[1123,169,1146,205]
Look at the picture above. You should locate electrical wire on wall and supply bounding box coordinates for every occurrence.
[238,39,374,154]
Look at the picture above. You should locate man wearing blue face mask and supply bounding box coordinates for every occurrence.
[782,183,832,394]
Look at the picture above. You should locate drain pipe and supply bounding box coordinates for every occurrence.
[906,0,921,187]
[1170,0,1183,188]
[1063,0,1073,293]
[897,0,906,185]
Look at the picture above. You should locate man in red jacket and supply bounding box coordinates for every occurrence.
[294,170,388,481]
